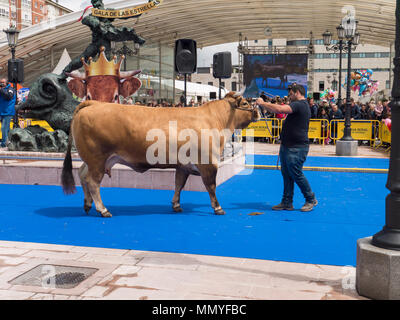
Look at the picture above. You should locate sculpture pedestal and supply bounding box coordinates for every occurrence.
[356,237,400,300]
[336,140,358,156]
[0,150,246,192]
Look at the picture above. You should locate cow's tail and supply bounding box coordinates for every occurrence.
[61,122,76,195]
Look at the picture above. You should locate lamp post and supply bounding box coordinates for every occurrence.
[356,0,400,300]
[372,0,400,250]
[323,16,360,155]
[323,24,359,114]
[4,25,20,129]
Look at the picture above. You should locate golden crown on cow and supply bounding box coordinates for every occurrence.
[81,46,124,77]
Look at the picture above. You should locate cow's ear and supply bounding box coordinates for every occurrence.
[120,78,142,97]
[68,79,86,99]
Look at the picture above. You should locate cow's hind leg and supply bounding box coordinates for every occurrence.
[78,163,93,214]
[197,165,225,215]
[86,166,111,218]
[172,168,190,213]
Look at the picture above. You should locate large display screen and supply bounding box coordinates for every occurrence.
[243,54,308,98]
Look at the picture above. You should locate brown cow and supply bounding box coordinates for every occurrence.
[61,92,260,217]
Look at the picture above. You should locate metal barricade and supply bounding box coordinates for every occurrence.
[241,118,282,143]
[308,119,329,145]
[329,120,380,146]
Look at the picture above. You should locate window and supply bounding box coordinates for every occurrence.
[332,80,338,91]
[197,67,210,74]
[287,40,309,46]
[232,82,237,91]
[386,80,391,89]
[319,81,325,91]
[208,82,214,86]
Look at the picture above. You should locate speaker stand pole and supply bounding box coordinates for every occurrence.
[184,73,187,107]
[219,78,222,100]
[11,46,18,129]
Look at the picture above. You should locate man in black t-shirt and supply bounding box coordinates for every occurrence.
[256,84,317,212]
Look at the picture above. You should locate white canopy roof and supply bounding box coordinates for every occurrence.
[174,80,229,100]
[0,0,396,84]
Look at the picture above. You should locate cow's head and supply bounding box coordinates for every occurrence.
[224,92,261,127]
[67,70,142,103]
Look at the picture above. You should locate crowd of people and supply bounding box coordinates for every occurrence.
[250,93,392,145]
[257,95,392,122]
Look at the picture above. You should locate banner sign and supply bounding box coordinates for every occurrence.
[242,119,280,138]
[381,122,391,144]
[92,0,163,19]
[335,120,373,141]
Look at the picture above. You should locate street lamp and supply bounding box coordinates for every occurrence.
[4,25,20,129]
[323,16,360,155]
[323,23,359,112]
[111,41,140,71]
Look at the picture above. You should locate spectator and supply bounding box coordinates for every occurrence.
[359,104,369,119]
[350,99,361,120]
[0,78,16,148]
[367,103,376,120]
[328,104,343,121]
[382,99,390,119]
[374,100,384,120]
[319,107,330,144]
[307,97,318,119]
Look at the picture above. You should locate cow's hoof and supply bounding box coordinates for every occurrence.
[214,208,226,215]
[99,210,112,218]
[173,205,183,213]
[84,205,92,215]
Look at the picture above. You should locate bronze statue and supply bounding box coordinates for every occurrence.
[61,0,146,78]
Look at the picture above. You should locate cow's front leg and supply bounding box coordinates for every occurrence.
[172,168,190,213]
[86,168,111,218]
[198,165,225,215]
[78,163,93,214]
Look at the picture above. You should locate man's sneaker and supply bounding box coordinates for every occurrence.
[301,199,318,212]
[272,203,294,211]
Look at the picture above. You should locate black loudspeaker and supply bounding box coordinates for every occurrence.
[213,52,232,79]
[174,39,197,74]
[8,59,24,83]
[313,92,320,101]
[210,92,217,100]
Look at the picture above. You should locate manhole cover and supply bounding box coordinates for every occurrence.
[9,265,98,289]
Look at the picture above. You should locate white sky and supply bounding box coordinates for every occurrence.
[57,1,239,67]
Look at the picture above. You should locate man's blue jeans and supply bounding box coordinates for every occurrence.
[1,115,13,147]
[279,144,315,204]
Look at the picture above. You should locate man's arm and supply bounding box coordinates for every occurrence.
[256,98,293,114]
[0,86,15,101]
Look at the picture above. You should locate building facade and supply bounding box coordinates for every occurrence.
[0,0,71,31]
[191,38,392,101]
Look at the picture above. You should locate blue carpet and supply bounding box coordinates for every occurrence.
[246,154,389,169]
[0,167,387,267]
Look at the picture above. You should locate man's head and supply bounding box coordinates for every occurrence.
[91,0,104,9]
[288,84,306,101]
[0,78,7,88]
[332,104,338,112]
